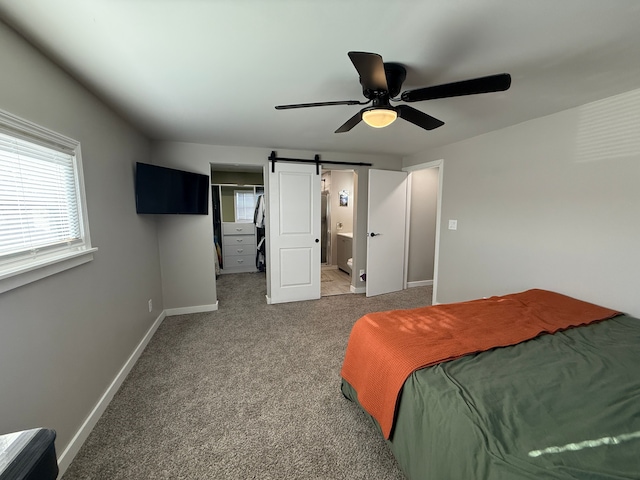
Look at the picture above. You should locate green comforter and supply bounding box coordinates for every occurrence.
[341,314,640,479]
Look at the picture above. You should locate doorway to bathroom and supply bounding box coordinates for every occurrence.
[320,169,354,297]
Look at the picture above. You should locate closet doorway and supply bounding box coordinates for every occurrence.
[320,169,355,297]
[403,160,443,304]
[210,164,265,280]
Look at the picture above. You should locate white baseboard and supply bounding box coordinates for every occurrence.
[164,302,219,316]
[57,310,167,476]
[349,281,432,295]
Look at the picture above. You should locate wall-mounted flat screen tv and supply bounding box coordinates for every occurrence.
[135,162,209,215]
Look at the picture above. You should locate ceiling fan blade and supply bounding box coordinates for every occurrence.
[400,73,511,102]
[348,51,388,92]
[275,100,365,110]
[396,105,444,130]
[335,110,363,133]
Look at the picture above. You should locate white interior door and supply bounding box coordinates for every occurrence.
[366,169,408,297]
[268,162,321,304]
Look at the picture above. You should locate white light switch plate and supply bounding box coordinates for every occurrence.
[448,219,458,230]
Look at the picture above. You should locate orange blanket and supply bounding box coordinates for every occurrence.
[340,289,619,439]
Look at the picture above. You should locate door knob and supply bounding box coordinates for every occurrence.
[370,232,379,237]
[315,239,319,243]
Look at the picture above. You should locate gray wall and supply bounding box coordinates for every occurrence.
[210,170,263,185]
[0,20,163,463]
[404,88,640,318]
[151,141,402,305]
[407,168,438,283]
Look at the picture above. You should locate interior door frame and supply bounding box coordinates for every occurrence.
[402,159,444,304]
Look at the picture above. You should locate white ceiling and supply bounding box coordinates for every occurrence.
[1,0,640,157]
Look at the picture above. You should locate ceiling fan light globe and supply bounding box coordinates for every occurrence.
[362,108,397,128]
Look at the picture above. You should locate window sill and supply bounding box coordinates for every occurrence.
[0,247,98,294]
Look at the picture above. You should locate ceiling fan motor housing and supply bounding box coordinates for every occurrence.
[361,62,407,99]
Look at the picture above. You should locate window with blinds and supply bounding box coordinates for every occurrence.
[234,190,257,223]
[0,133,82,259]
[0,109,94,293]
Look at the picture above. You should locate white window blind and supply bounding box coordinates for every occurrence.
[0,132,83,261]
[234,190,256,223]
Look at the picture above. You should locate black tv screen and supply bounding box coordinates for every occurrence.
[135,162,209,214]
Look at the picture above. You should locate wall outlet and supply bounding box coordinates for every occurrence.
[148,299,153,312]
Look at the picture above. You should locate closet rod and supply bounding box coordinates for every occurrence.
[268,151,372,174]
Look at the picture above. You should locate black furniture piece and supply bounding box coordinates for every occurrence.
[0,428,58,480]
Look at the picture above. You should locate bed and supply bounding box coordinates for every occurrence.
[340,289,640,479]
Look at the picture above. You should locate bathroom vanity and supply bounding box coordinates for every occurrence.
[337,232,352,274]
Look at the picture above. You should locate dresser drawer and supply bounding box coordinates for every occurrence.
[225,245,253,256]
[222,222,255,235]
[223,253,255,269]
[223,235,256,247]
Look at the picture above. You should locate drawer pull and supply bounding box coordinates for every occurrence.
[236,239,243,242]
[236,249,244,253]
[236,228,243,231]
[237,259,244,264]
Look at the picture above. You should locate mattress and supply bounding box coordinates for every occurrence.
[341,312,640,479]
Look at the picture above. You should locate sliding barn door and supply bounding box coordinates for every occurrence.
[268,162,321,303]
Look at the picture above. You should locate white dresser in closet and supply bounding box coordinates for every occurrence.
[222,222,257,273]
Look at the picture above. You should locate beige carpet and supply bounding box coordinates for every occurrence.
[62,272,433,479]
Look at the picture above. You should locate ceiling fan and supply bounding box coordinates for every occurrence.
[275,51,511,133]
